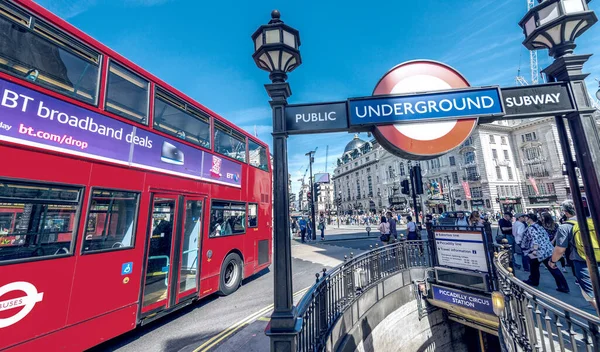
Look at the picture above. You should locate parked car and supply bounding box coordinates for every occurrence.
[437,211,472,226]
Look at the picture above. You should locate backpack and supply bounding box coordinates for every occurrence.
[567,219,600,262]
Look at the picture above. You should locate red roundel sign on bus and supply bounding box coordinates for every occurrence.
[371,60,478,160]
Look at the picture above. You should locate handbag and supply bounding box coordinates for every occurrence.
[380,233,390,242]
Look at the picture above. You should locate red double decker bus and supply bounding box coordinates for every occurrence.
[0,1,273,350]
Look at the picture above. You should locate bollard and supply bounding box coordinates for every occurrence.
[366,226,371,236]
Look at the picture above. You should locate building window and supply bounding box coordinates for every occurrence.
[523,132,537,142]
[209,201,246,237]
[452,172,459,184]
[356,179,361,199]
[0,180,82,263]
[399,162,405,176]
[83,189,139,253]
[524,147,541,160]
[492,149,498,159]
[248,140,268,171]
[527,185,536,196]
[489,135,496,144]
[496,166,502,180]
[449,156,456,166]
[154,89,211,149]
[368,176,373,196]
[464,151,475,164]
[497,185,502,197]
[547,183,555,194]
[365,157,370,162]
[388,166,395,180]
[470,187,483,198]
[0,10,100,104]
[105,61,149,124]
[501,136,507,145]
[248,203,258,227]
[503,150,510,160]
[463,137,473,147]
[539,183,548,195]
[214,121,247,162]
[354,162,358,167]
[466,167,478,180]
[507,166,514,180]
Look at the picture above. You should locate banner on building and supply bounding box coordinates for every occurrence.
[528,177,539,195]
[462,181,471,199]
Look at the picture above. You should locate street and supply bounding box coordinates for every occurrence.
[89,226,381,352]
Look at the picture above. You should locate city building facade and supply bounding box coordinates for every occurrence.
[331,116,588,216]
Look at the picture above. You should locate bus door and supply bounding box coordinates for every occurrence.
[141,195,204,313]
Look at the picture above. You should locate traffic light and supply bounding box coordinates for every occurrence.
[307,191,311,200]
[314,183,322,197]
[413,164,424,194]
[401,179,410,195]
[337,197,342,207]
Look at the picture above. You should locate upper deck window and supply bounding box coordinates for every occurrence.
[153,88,211,149]
[0,3,100,104]
[0,180,82,264]
[248,139,268,171]
[214,121,246,162]
[105,62,149,124]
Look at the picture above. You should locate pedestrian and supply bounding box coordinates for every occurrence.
[308,217,314,241]
[550,200,598,307]
[512,213,528,271]
[291,218,299,237]
[299,216,307,243]
[469,211,484,227]
[406,216,419,240]
[318,212,326,241]
[456,212,469,229]
[521,213,569,292]
[378,215,391,245]
[541,212,567,272]
[497,212,514,243]
[387,211,398,242]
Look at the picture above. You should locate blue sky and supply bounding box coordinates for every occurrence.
[36,0,600,195]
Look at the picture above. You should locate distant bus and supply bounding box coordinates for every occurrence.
[0,1,272,350]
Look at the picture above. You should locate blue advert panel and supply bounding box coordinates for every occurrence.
[431,285,494,315]
[0,78,242,187]
[348,87,503,126]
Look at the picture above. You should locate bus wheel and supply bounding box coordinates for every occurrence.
[219,253,242,295]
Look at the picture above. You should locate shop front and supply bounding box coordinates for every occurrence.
[470,199,485,212]
[527,195,559,213]
[498,197,523,213]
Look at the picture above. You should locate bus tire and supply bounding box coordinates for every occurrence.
[218,253,243,295]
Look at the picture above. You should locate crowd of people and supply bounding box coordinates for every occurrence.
[495,200,598,309]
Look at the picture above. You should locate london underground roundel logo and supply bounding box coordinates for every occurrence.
[0,281,44,328]
[372,60,478,159]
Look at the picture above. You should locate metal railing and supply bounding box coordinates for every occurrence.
[494,249,600,351]
[295,240,432,352]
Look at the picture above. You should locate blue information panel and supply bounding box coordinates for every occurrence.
[348,87,503,126]
[431,284,494,315]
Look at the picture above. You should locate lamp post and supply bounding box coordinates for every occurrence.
[306,150,317,238]
[519,0,600,313]
[251,10,302,350]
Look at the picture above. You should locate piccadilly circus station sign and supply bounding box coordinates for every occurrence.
[284,60,575,159]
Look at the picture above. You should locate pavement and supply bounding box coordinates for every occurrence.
[512,257,596,316]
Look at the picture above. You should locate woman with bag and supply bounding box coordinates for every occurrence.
[541,212,568,273]
[318,212,326,241]
[406,216,418,241]
[378,216,391,245]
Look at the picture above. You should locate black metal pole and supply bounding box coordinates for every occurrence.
[307,151,317,239]
[264,82,299,349]
[554,115,600,313]
[410,166,419,223]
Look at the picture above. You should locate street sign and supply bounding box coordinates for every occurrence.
[431,284,494,315]
[490,82,575,122]
[284,101,348,134]
[348,86,504,127]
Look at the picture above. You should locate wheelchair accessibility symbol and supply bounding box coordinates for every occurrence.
[121,262,133,275]
[0,281,44,328]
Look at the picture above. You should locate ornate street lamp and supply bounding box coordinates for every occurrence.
[519,0,597,58]
[520,0,600,313]
[252,10,301,83]
[252,10,302,351]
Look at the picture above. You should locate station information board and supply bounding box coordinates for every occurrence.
[434,229,489,272]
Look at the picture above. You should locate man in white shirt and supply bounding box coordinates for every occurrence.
[512,213,528,271]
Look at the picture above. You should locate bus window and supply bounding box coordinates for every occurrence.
[0,4,100,104]
[105,61,149,124]
[153,88,211,149]
[214,121,246,162]
[248,140,268,171]
[248,203,258,228]
[209,201,246,237]
[0,180,82,263]
[82,189,139,253]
